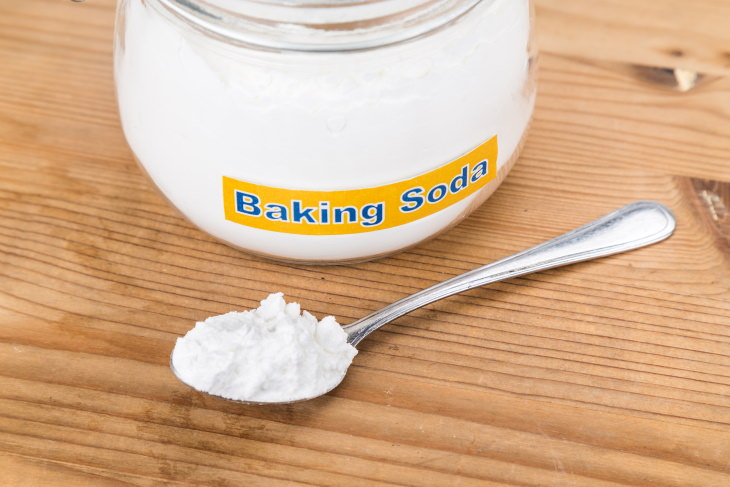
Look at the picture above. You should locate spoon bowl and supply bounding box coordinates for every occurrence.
[171,201,676,404]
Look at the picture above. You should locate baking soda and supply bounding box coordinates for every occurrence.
[171,293,357,402]
[115,0,535,261]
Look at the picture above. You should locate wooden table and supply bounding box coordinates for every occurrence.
[2,1,729,485]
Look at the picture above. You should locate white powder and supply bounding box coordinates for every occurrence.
[171,293,357,402]
[115,0,535,261]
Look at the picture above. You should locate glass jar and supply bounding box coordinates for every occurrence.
[114,0,536,263]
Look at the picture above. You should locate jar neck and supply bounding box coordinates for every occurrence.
[156,0,488,52]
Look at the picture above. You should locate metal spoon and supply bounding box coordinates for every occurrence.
[171,201,676,404]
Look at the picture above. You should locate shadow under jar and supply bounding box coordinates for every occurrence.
[114,0,536,263]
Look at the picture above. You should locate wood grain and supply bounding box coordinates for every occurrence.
[1,0,729,485]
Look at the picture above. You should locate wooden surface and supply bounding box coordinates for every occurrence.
[1,0,730,485]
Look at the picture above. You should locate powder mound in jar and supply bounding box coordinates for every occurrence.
[171,293,358,403]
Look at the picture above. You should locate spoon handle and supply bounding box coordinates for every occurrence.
[344,201,676,346]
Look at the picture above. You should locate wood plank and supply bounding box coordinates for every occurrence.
[535,0,730,76]
[0,0,729,485]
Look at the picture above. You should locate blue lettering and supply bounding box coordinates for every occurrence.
[291,200,317,224]
[361,203,385,227]
[470,160,488,183]
[427,184,448,204]
[319,201,330,224]
[450,165,469,194]
[264,203,289,222]
[235,191,262,216]
[333,206,358,224]
[400,187,424,213]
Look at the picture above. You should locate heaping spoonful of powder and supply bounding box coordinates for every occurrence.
[170,293,358,403]
[170,203,676,404]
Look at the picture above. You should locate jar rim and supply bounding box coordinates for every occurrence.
[157,0,494,52]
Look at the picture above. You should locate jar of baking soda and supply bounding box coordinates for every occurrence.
[114,0,536,263]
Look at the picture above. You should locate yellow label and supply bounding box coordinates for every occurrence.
[223,136,498,235]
